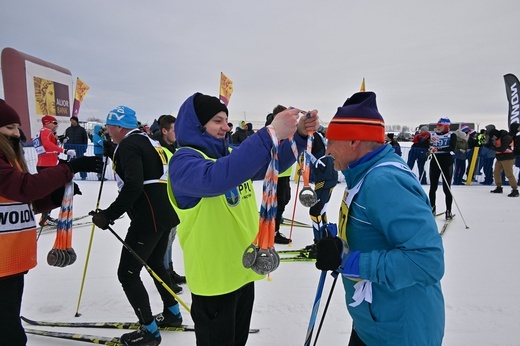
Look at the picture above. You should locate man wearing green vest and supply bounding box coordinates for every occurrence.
[168,93,319,346]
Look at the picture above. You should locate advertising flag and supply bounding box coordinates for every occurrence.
[503,73,520,126]
[360,78,366,92]
[219,72,233,106]
[72,77,89,119]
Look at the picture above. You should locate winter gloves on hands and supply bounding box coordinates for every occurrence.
[315,224,361,279]
[65,149,76,158]
[315,236,343,271]
[103,140,116,158]
[89,210,113,230]
[65,156,103,174]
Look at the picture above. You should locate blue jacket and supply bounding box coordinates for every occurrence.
[92,125,104,156]
[342,145,445,345]
[169,93,307,208]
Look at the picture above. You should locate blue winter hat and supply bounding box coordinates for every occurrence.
[106,106,138,129]
[437,117,451,125]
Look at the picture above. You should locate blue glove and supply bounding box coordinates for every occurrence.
[339,250,361,280]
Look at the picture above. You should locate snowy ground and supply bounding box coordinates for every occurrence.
[23,154,520,345]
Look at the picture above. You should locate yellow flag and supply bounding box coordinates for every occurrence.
[74,78,89,103]
[360,78,366,92]
[219,72,233,106]
[72,78,89,118]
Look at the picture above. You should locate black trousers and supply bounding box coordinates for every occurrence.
[117,227,177,325]
[429,154,454,211]
[349,327,367,346]
[275,176,291,232]
[191,282,255,346]
[0,274,26,346]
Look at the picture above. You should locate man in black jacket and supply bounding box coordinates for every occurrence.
[90,106,182,346]
[489,128,519,197]
[64,116,88,180]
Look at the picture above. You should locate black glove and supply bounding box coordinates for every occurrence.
[67,156,103,174]
[315,236,344,271]
[89,210,113,230]
[103,140,116,158]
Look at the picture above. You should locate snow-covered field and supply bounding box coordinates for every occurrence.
[22,147,520,345]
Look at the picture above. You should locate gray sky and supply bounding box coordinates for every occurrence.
[1,0,518,131]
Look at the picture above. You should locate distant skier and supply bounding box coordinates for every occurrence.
[428,117,457,219]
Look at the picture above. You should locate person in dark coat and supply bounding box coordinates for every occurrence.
[64,116,89,180]
[488,128,519,197]
[407,126,430,184]
[231,121,252,144]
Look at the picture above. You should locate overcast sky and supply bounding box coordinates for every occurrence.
[1,0,519,131]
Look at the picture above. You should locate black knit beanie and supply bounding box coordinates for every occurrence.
[193,93,228,126]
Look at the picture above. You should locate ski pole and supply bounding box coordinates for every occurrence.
[431,153,469,228]
[74,157,109,317]
[304,270,327,346]
[105,225,191,313]
[312,274,338,346]
[288,153,304,242]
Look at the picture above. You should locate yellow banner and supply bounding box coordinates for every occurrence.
[219,72,233,106]
[74,78,89,103]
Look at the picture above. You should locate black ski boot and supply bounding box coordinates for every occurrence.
[274,232,292,244]
[445,210,453,220]
[169,281,182,294]
[490,187,503,193]
[120,325,161,346]
[168,265,186,285]
[154,308,183,328]
[508,189,519,197]
[304,244,317,259]
[431,206,436,215]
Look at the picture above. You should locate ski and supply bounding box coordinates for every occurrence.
[280,256,315,262]
[278,247,316,262]
[41,221,94,233]
[21,316,260,333]
[277,248,309,254]
[439,215,455,236]
[26,328,122,345]
[281,218,312,228]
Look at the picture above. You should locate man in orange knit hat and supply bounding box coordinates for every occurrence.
[315,91,445,345]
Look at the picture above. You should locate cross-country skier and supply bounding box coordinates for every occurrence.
[429,117,457,219]
[90,106,182,346]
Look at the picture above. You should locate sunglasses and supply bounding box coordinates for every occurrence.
[52,121,58,125]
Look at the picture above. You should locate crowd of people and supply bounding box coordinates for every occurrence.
[2,89,519,345]
[403,120,520,202]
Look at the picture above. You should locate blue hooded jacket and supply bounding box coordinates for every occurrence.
[170,93,307,208]
[92,124,104,156]
[342,145,445,345]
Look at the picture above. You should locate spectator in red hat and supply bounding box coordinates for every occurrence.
[34,115,77,225]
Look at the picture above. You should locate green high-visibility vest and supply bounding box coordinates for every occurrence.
[168,148,264,296]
